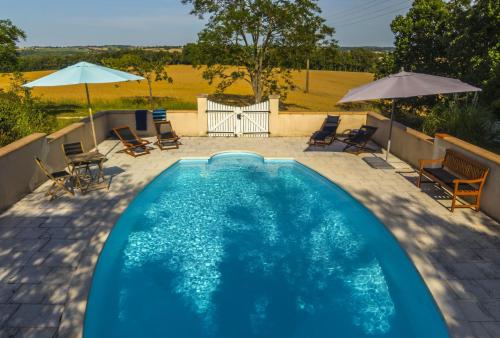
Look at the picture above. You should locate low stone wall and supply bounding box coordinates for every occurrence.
[0,133,47,210]
[367,112,435,167]
[106,110,201,137]
[272,111,367,136]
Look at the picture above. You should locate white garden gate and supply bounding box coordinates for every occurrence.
[207,100,270,137]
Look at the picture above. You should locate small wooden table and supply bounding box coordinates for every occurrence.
[67,151,107,191]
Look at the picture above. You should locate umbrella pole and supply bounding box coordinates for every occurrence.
[85,83,99,151]
[386,100,396,161]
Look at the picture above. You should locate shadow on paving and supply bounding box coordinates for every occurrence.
[348,187,500,338]
[0,163,141,337]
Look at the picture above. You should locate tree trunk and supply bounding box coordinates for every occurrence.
[250,71,263,103]
[147,79,154,110]
[305,58,310,93]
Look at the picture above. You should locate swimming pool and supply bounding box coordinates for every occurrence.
[84,153,449,338]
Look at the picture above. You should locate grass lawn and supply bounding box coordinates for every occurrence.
[0,65,374,117]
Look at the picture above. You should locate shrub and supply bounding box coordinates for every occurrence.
[0,91,56,147]
[422,102,499,150]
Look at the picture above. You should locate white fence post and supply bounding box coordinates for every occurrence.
[197,94,209,136]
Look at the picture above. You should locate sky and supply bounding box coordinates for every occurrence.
[2,0,412,47]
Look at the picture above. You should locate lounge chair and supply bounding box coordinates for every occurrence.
[340,125,378,154]
[308,115,340,146]
[154,121,180,150]
[113,125,151,157]
[35,157,74,200]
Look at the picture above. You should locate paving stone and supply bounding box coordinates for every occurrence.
[0,240,43,254]
[14,228,49,240]
[0,217,47,228]
[445,247,484,262]
[476,249,500,264]
[474,262,500,279]
[469,322,493,338]
[39,217,72,228]
[0,304,19,326]
[477,280,500,299]
[0,251,33,268]
[446,262,487,280]
[14,327,56,338]
[25,252,50,267]
[0,283,20,303]
[483,301,500,321]
[44,268,74,285]
[7,304,63,328]
[39,240,87,254]
[482,322,500,338]
[10,283,69,305]
[0,228,23,240]
[456,300,495,321]
[4,267,51,284]
[0,328,18,338]
[447,280,491,300]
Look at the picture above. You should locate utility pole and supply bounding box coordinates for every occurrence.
[305,58,310,93]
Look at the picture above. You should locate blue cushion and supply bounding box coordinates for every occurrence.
[152,109,167,122]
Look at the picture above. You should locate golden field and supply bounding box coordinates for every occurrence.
[0,65,373,112]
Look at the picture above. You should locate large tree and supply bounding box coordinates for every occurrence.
[0,19,26,72]
[183,0,335,103]
[390,0,452,75]
[378,0,499,109]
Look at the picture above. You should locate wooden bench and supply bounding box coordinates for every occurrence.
[417,149,489,212]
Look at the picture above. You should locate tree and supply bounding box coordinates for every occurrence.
[390,0,452,76]
[183,0,335,103]
[448,0,500,109]
[102,50,173,109]
[0,19,26,72]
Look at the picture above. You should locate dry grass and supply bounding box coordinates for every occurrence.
[0,65,373,112]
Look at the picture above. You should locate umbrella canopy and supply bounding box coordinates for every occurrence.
[337,71,481,160]
[24,62,144,150]
[338,71,481,103]
[23,61,144,87]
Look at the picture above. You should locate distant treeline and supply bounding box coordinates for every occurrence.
[12,45,382,73]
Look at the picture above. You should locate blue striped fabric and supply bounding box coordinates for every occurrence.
[152,109,167,122]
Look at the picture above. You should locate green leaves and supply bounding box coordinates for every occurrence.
[183,0,335,102]
[102,50,174,109]
[0,19,26,72]
[0,74,55,147]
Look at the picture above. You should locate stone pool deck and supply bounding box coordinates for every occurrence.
[0,137,498,338]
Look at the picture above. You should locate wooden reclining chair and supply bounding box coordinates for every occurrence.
[113,125,151,157]
[154,121,180,150]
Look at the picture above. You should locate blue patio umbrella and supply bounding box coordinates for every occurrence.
[24,62,144,150]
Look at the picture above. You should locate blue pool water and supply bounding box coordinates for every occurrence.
[84,153,449,338]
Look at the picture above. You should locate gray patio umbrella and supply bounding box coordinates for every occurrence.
[338,71,481,160]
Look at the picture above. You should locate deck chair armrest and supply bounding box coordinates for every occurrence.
[419,158,444,170]
[453,178,484,185]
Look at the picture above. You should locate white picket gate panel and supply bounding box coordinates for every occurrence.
[207,100,270,137]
